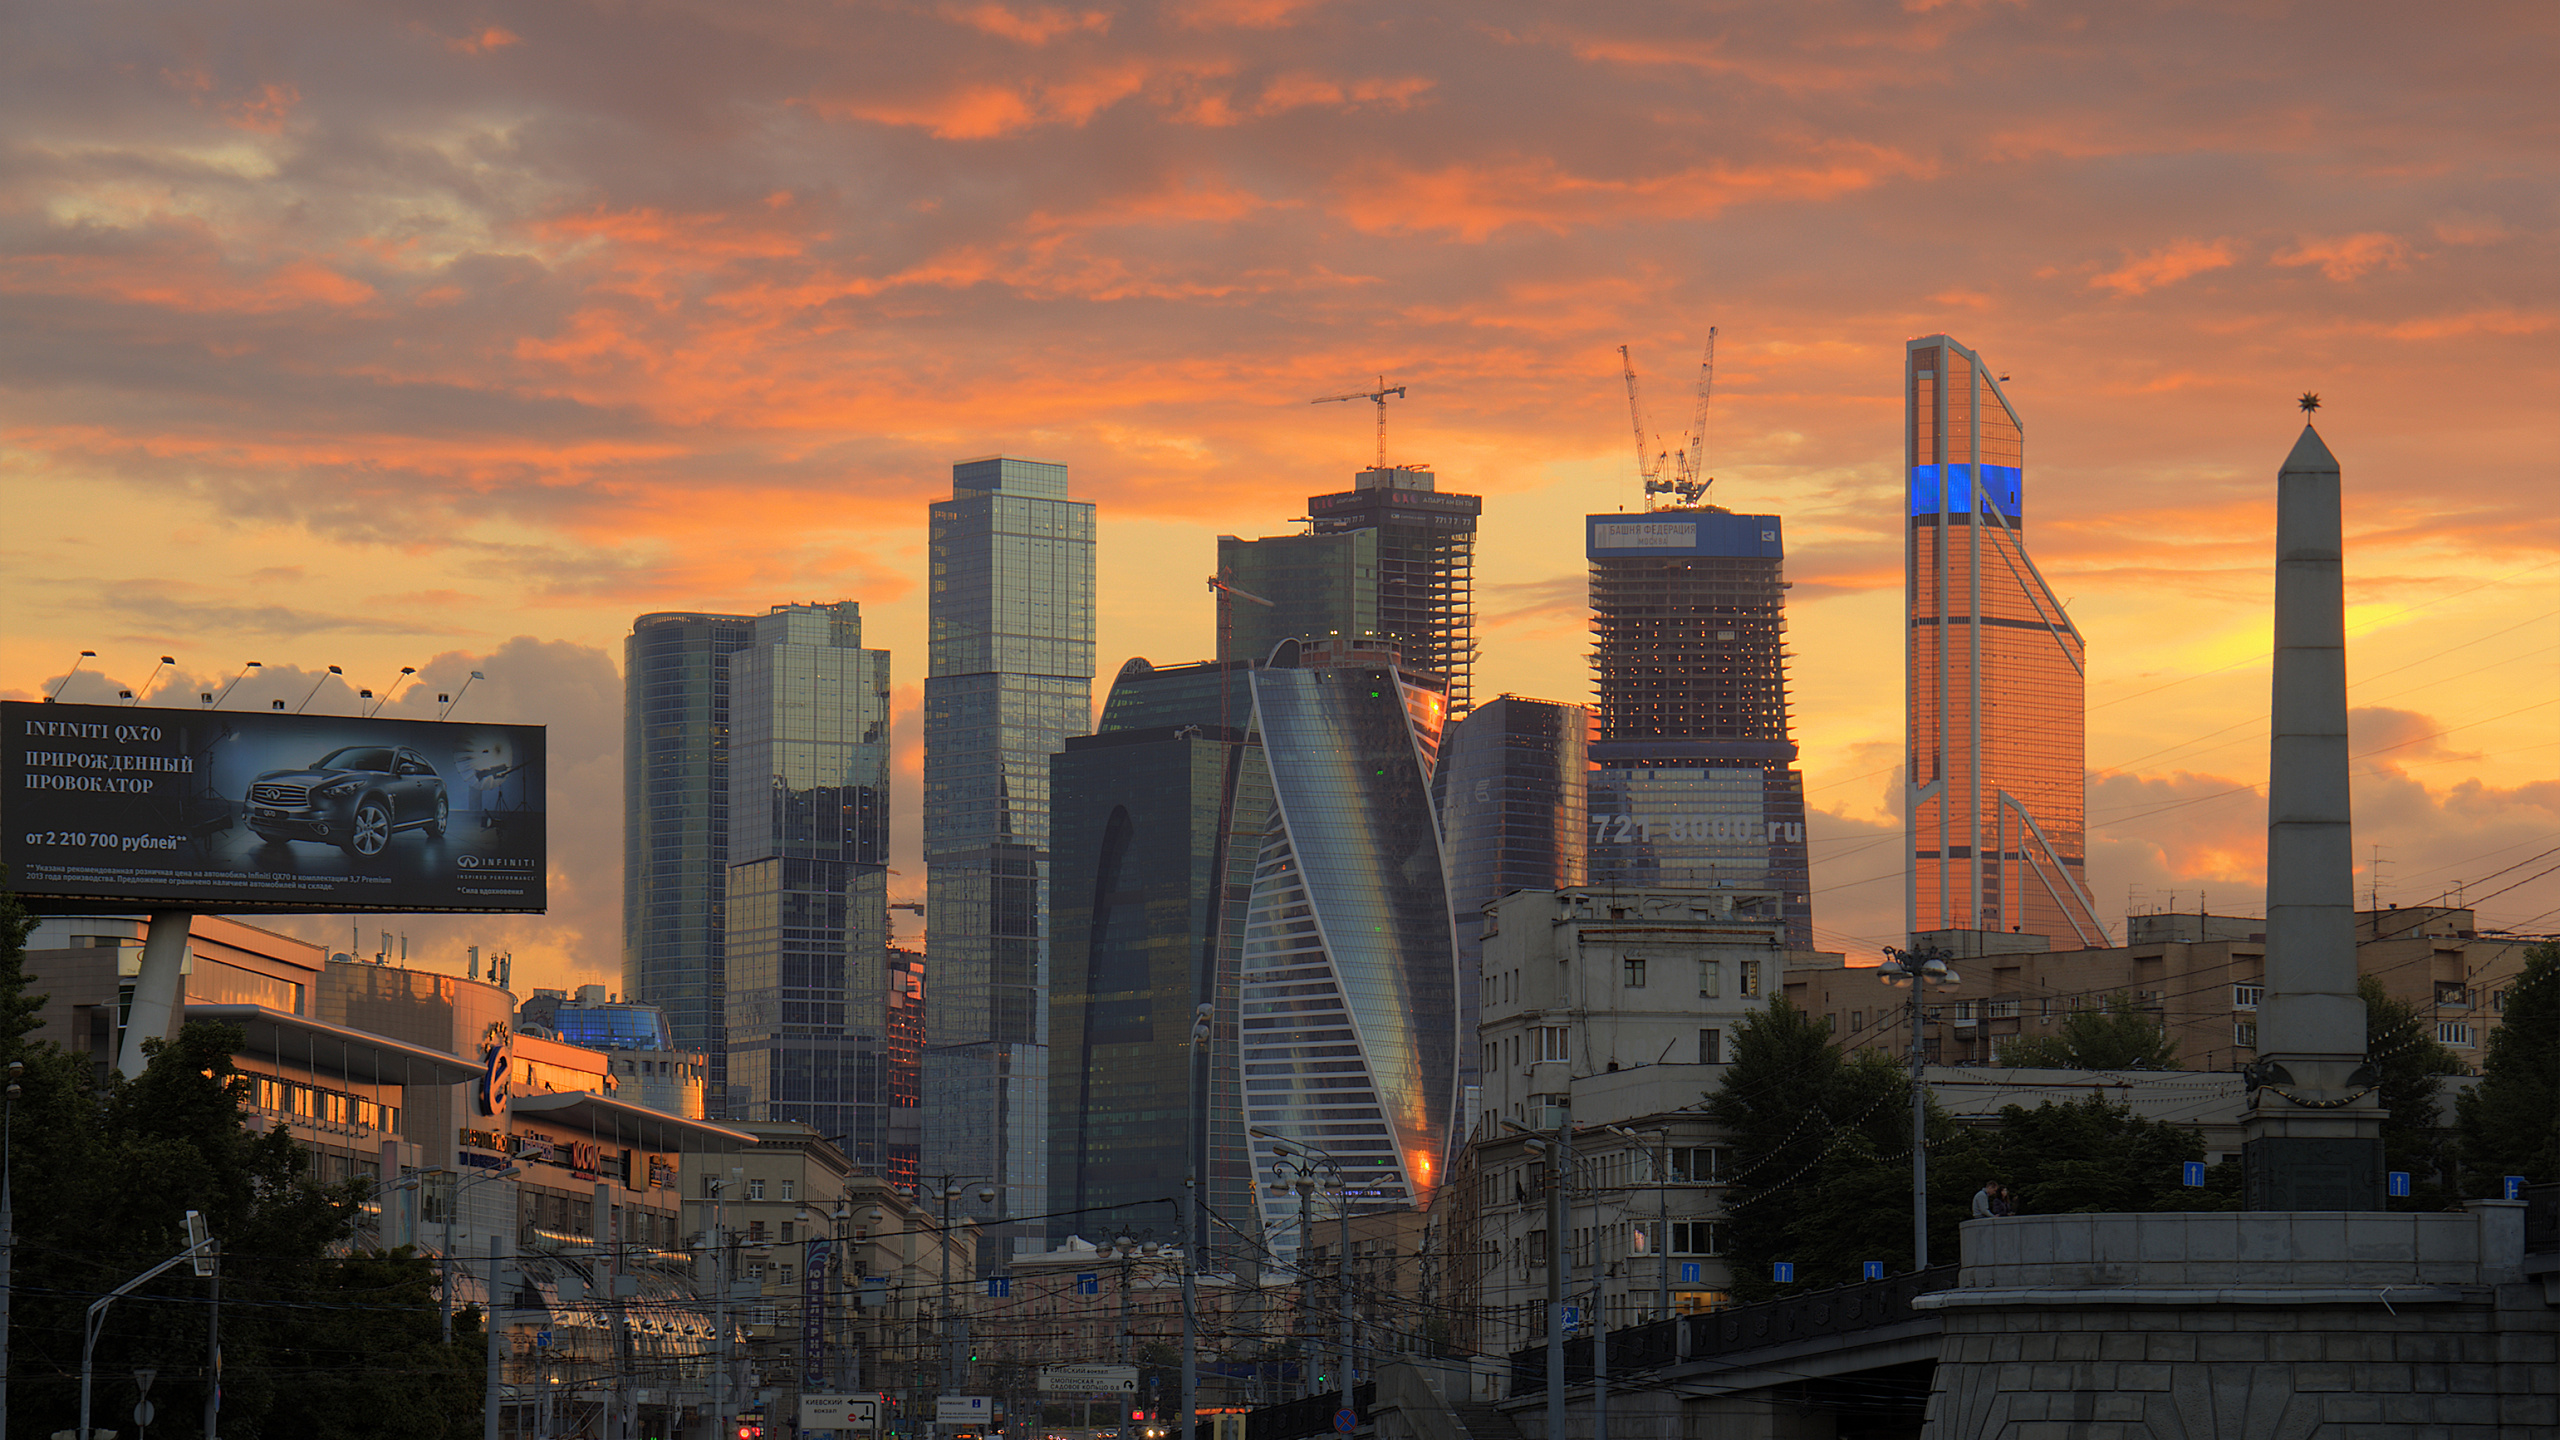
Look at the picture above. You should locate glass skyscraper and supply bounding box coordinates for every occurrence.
[722,603,900,1166]
[1241,637,1459,1257]
[1219,465,1480,719]
[1585,511,1813,947]
[624,610,755,1111]
[1904,336,2105,947]
[922,456,1095,1257]
[1434,694,1588,1131]
[1045,658,1267,1262]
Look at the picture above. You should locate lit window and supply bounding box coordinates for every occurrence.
[1740,961,1761,997]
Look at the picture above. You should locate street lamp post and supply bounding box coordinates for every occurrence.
[428,1164,525,1344]
[1606,1123,1672,1323]
[1881,944,1963,1270]
[930,1175,997,1440]
[1248,1129,1352,1427]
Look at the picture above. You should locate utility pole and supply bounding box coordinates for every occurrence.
[1503,1102,1572,1440]
[484,1234,507,1440]
[1881,945,1961,1270]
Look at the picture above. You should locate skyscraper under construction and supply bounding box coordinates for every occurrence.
[1220,465,1480,719]
[1585,510,1812,948]
[1904,335,2106,948]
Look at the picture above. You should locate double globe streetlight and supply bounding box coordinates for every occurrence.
[1879,944,1963,1270]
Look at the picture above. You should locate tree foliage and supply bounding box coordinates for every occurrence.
[2359,973,2469,1210]
[1994,994,2180,1070]
[1975,1094,2208,1216]
[0,879,481,1440]
[1708,998,1952,1299]
[2456,941,2560,1197]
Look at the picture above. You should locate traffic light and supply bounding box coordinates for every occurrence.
[736,1424,762,1440]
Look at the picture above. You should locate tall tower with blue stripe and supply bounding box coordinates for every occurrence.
[1904,336,2106,948]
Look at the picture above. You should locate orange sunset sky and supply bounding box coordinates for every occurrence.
[4,1,2554,992]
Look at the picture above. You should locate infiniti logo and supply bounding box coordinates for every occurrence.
[458,855,479,868]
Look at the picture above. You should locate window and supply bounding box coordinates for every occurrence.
[777,1264,794,1287]
[2232,985,2263,1010]
[1527,1229,1549,1267]
[2437,1021,2474,1048]
[1624,957,1647,988]
[1850,1010,1864,1034]
[780,1180,796,1201]
[2434,983,2472,1009]
[1534,1027,1570,1062]
[1739,961,1761,998]
[1698,960,1721,999]
[1669,1221,1724,1256]
[2234,1021,2258,1047]
[781,1221,795,1243]
[702,1174,720,1199]
[1669,1146,1727,1183]
[748,1179,766,1201]
[1984,998,2021,1020]
[745,1262,766,1283]
[748,1220,767,1243]
[1697,1028,1722,1066]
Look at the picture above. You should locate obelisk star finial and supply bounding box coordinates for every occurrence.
[2298,391,2321,416]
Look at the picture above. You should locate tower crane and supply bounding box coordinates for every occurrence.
[1310,376,1408,470]
[1620,328,1716,509]
[1207,569,1276,735]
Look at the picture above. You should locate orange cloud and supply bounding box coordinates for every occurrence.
[2089,238,2241,296]
[447,27,522,54]
[2272,232,2410,282]
[939,3,1110,45]
[1333,146,1929,241]
[222,82,301,134]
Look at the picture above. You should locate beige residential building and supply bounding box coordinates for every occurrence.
[1781,906,2537,1075]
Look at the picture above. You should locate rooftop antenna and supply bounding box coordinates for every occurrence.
[296,666,344,713]
[212,662,264,709]
[131,656,176,706]
[1310,376,1408,469]
[45,651,97,702]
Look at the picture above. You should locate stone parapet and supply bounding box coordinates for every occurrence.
[1942,1210,2489,1291]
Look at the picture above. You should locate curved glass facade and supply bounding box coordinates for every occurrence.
[623,610,754,1108]
[1905,337,2104,946]
[1242,644,1457,1251]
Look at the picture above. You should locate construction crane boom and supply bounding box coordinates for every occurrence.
[1311,375,1408,469]
[1620,329,1718,509]
[1207,570,1278,736]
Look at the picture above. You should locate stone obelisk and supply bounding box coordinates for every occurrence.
[2241,422,2385,1209]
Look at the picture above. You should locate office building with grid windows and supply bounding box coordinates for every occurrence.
[624,609,756,1111]
[922,456,1096,1263]
[1240,637,1459,1260]
[1904,335,2106,949]
[1585,511,1813,948]
[1045,658,1268,1262]
[1433,694,1589,1134]
[722,602,902,1172]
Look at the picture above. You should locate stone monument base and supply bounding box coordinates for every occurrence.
[1915,1205,2558,1438]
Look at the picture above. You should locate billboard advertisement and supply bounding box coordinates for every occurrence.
[2,700,544,914]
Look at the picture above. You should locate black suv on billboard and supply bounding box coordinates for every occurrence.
[246,745,450,857]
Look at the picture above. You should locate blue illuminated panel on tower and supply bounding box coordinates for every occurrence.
[1907,464,2023,519]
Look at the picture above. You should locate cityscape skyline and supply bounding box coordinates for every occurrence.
[4,4,2552,989]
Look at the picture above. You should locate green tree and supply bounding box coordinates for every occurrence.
[2359,973,2469,1210]
[1980,1094,2207,1215]
[2456,941,2560,1196]
[1995,994,2180,1070]
[0,867,46,1056]
[1709,998,1948,1298]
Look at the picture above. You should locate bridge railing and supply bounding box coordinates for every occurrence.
[1508,1265,1958,1396]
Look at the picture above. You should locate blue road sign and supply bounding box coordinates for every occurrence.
[1772,1262,1794,1283]
[2388,1171,2411,1198]
[1076,1272,1100,1295]
[535,1331,553,1348]
[1562,1305,1582,1333]
[1863,1261,1886,1280]
[2506,1176,2528,1201]
[1679,1262,1702,1284]
[987,1276,1012,1297]
[2181,1161,2206,1187]
[1332,1409,1358,1434]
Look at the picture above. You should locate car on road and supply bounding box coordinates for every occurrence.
[246,745,449,857]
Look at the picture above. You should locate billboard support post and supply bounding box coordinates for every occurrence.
[116,912,194,1078]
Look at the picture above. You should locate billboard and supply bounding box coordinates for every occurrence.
[2,700,544,914]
